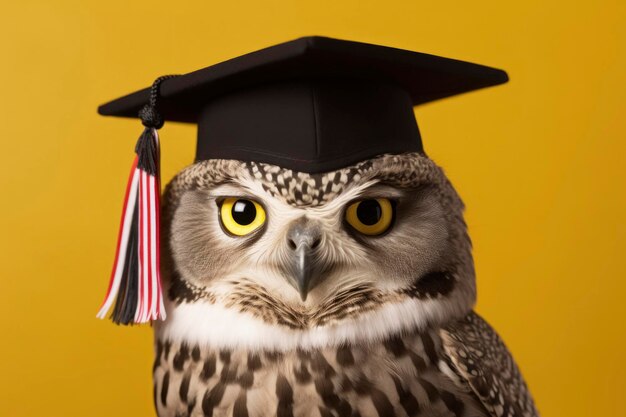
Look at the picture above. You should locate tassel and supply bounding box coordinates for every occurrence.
[97,75,177,324]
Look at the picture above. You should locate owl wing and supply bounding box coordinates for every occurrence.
[440,311,539,417]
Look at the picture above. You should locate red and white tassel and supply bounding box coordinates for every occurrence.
[97,127,166,324]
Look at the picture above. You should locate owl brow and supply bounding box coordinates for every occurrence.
[377,177,434,190]
[352,183,406,199]
[208,181,260,199]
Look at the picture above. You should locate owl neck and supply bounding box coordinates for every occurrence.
[154,296,468,352]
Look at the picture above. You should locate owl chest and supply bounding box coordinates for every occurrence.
[152,333,487,417]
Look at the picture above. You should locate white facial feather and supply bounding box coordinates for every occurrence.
[155,288,471,351]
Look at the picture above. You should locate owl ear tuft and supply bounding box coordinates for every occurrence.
[96,76,177,325]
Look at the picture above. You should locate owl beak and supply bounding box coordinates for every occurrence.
[294,245,315,301]
[286,219,322,302]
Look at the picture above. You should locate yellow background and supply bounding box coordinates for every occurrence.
[1,0,624,415]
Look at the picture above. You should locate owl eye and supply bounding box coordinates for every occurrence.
[219,198,266,236]
[345,198,394,236]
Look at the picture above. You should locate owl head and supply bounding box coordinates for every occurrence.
[158,152,475,350]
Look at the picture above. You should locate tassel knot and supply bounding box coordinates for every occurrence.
[139,105,164,129]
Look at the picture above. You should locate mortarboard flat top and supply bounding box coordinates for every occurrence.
[99,36,508,173]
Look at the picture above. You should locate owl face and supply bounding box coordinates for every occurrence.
[160,153,475,349]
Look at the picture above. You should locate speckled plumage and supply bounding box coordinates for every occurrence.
[156,152,538,417]
[153,312,535,417]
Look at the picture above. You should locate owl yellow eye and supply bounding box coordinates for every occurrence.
[345,198,394,236]
[219,198,266,236]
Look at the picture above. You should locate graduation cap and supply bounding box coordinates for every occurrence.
[96,36,508,324]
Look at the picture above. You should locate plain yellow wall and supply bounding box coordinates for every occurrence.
[1,0,624,416]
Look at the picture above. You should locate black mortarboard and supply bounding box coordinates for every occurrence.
[96,36,508,324]
[99,36,507,173]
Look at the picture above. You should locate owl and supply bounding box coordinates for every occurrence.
[151,152,539,417]
[96,36,538,417]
